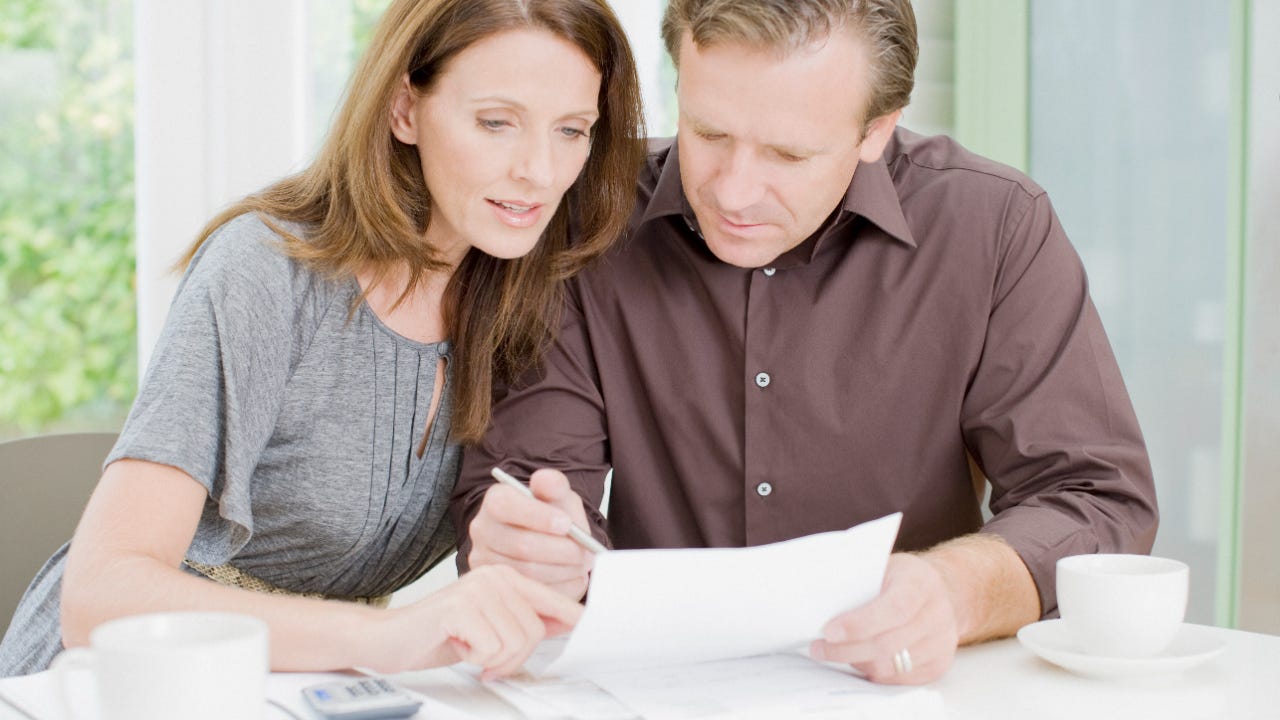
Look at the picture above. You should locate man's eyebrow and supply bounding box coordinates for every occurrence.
[683,112,721,135]
[683,111,827,157]
[769,141,827,158]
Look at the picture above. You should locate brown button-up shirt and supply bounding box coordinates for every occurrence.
[451,128,1158,615]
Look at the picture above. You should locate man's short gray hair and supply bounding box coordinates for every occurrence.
[661,0,918,132]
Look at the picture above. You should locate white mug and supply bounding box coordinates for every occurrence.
[52,611,269,720]
[1056,553,1189,658]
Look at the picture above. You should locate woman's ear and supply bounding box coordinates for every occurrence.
[390,74,418,145]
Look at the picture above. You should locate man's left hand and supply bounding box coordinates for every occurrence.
[808,552,959,685]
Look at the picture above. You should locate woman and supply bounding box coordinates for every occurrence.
[0,0,644,678]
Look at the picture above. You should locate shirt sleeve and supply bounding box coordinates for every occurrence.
[106,215,297,564]
[451,282,612,572]
[961,191,1158,617]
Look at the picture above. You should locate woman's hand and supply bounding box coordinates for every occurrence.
[62,460,581,676]
[363,564,584,677]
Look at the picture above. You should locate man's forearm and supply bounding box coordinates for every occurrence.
[919,533,1041,644]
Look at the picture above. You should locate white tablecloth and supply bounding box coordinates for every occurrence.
[3,624,1276,719]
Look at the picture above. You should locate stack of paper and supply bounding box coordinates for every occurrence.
[476,649,944,720]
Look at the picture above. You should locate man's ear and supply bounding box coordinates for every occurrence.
[389,74,418,145]
[857,108,902,163]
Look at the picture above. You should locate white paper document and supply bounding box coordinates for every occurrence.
[584,650,945,720]
[491,645,943,720]
[538,512,902,676]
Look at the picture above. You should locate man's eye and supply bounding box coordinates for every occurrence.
[695,129,726,141]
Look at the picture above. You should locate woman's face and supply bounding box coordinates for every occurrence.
[392,28,602,265]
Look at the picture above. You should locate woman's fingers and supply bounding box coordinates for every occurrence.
[429,565,582,677]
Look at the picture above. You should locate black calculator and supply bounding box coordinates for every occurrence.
[301,676,423,719]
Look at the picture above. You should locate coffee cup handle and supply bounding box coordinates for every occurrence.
[49,647,93,720]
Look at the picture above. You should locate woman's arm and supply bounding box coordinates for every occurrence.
[61,458,581,676]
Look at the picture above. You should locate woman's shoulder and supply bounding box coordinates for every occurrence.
[187,213,345,294]
[193,212,307,275]
[177,212,352,326]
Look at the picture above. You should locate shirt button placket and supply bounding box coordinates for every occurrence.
[751,370,773,501]
[745,263,779,542]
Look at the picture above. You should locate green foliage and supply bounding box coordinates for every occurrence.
[0,0,396,439]
[0,0,54,48]
[0,0,136,437]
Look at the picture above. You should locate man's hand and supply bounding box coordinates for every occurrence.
[808,553,959,685]
[809,534,1040,685]
[467,469,595,600]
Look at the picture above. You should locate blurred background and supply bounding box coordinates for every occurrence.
[0,0,1275,633]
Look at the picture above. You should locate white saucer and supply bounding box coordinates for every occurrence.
[1017,619,1226,679]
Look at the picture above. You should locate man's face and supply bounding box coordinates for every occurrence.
[675,29,898,268]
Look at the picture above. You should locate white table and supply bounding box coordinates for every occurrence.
[931,624,1280,719]
[3,624,1277,719]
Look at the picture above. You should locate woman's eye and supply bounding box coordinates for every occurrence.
[560,127,589,139]
[479,119,510,131]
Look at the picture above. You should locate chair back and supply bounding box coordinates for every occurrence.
[0,432,117,628]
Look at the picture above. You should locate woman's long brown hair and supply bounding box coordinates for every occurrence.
[177,0,645,443]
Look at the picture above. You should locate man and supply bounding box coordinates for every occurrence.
[449,0,1157,685]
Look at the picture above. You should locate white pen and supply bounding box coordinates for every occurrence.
[490,467,609,555]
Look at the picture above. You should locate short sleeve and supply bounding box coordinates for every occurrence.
[107,214,300,563]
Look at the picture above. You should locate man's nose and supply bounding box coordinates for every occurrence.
[710,149,766,214]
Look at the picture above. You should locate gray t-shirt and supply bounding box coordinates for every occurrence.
[1,214,460,676]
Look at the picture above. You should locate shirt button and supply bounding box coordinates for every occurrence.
[754,372,771,388]
[762,267,776,276]
[756,482,773,497]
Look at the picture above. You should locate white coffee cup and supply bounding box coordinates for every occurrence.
[51,611,269,720]
[1056,554,1189,658]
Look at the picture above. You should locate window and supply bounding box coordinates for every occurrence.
[0,0,136,439]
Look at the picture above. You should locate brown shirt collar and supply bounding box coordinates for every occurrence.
[638,135,917,252]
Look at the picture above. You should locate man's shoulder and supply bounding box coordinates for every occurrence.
[646,136,675,156]
[639,136,676,192]
[600,136,679,262]
[886,127,1045,201]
